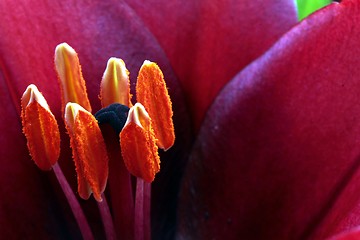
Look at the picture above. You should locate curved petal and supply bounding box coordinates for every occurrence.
[125,0,298,130]
[177,1,360,239]
[0,0,191,237]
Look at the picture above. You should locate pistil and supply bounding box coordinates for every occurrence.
[98,57,135,239]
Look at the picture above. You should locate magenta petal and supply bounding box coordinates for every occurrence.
[177,1,360,239]
[125,0,298,130]
[328,227,360,240]
[0,0,192,237]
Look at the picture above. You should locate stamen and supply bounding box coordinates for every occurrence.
[100,58,132,108]
[20,84,60,170]
[134,178,144,240]
[21,85,94,239]
[55,43,92,112]
[53,163,94,240]
[136,60,175,150]
[64,102,109,201]
[120,103,160,182]
[134,178,151,240]
[97,194,117,240]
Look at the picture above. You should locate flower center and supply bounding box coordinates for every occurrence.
[20,42,176,240]
[95,103,130,135]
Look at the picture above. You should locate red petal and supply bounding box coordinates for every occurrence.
[178,1,360,239]
[328,227,360,240]
[125,0,298,130]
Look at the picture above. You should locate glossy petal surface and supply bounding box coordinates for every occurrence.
[126,0,298,130]
[178,1,360,239]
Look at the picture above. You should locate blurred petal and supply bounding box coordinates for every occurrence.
[328,227,360,240]
[125,0,298,130]
[178,1,360,239]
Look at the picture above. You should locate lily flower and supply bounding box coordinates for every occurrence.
[7,0,360,239]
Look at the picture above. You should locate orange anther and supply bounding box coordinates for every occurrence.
[65,102,109,201]
[55,43,92,112]
[120,103,160,182]
[100,58,132,108]
[136,61,175,150]
[21,84,60,171]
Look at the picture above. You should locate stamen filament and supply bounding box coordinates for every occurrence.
[143,182,151,240]
[52,163,94,240]
[135,177,144,240]
[97,195,117,240]
[134,178,152,240]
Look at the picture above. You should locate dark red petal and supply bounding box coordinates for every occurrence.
[178,1,360,239]
[125,0,298,130]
